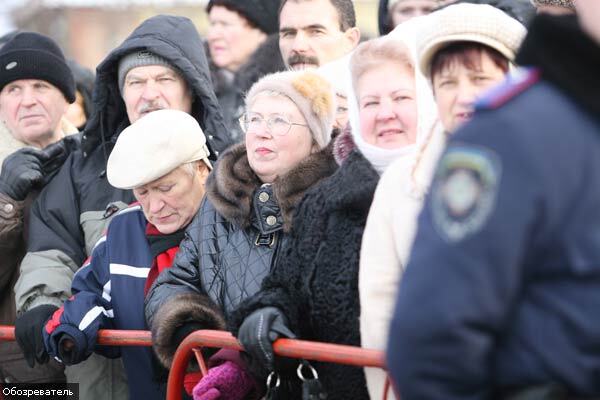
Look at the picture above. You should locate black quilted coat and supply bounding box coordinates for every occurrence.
[231,148,380,400]
[144,143,337,368]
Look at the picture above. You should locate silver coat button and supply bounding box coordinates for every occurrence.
[259,192,269,203]
[266,215,277,226]
[3,203,14,213]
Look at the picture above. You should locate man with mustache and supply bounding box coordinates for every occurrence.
[278,0,361,70]
[0,31,79,388]
[14,15,232,400]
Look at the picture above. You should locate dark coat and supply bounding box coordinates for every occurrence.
[145,143,338,368]
[0,134,79,383]
[387,15,600,399]
[17,15,232,314]
[210,34,286,142]
[231,145,379,400]
[44,205,179,400]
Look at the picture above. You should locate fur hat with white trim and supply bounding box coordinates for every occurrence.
[417,3,527,77]
[107,109,211,190]
[244,70,336,149]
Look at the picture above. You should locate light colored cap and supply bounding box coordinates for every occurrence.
[417,3,527,77]
[107,109,212,190]
[530,0,574,10]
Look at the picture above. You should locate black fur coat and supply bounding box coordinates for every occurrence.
[231,146,380,400]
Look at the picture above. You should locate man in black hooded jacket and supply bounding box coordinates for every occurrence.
[14,15,232,399]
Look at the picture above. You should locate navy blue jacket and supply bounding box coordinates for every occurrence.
[43,205,165,400]
[387,69,600,399]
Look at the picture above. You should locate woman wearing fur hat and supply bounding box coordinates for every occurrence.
[231,36,427,400]
[145,70,338,399]
[359,5,526,398]
[42,109,213,400]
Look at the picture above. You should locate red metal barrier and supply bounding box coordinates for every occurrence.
[0,325,152,347]
[0,326,391,399]
[167,330,387,400]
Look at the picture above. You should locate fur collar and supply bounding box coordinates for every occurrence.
[516,14,600,122]
[206,142,338,231]
[0,117,78,172]
[0,121,27,170]
[332,126,356,166]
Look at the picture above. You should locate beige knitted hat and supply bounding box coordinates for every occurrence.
[244,70,336,149]
[417,3,527,77]
[530,0,575,10]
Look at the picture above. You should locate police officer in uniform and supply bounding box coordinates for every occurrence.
[386,2,600,399]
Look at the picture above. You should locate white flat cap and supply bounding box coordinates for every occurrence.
[107,109,211,190]
[417,3,527,77]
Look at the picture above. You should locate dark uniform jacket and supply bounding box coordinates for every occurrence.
[231,139,377,400]
[145,143,337,369]
[15,14,232,315]
[387,15,600,399]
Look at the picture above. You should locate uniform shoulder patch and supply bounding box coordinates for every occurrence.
[476,67,540,111]
[431,145,502,242]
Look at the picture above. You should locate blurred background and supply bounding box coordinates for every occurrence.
[0,0,379,71]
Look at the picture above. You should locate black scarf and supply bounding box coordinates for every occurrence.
[146,227,185,259]
[516,14,600,122]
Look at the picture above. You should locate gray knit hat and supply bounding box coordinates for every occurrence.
[118,50,173,93]
[244,70,336,149]
[530,0,574,10]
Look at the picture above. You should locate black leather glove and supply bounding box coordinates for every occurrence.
[0,147,48,201]
[39,139,69,183]
[237,307,296,375]
[57,334,85,365]
[14,304,59,368]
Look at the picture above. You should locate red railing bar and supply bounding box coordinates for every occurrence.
[0,326,152,347]
[1,326,388,400]
[167,330,386,400]
[97,329,152,346]
[0,325,15,341]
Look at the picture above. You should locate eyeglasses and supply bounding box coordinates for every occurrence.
[239,113,308,136]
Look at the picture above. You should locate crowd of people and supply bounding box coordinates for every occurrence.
[0,0,599,399]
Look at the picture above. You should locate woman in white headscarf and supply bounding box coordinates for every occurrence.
[357,14,441,400]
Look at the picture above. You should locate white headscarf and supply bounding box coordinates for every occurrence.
[344,15,440,175]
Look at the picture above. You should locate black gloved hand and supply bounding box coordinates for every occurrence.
[14,304,59,368]
[57,334,85,365]
[0,147,49,201]
[39,140,69,183]
[237,307,296,375]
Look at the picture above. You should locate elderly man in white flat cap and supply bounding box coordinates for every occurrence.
[39,109,212,400]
